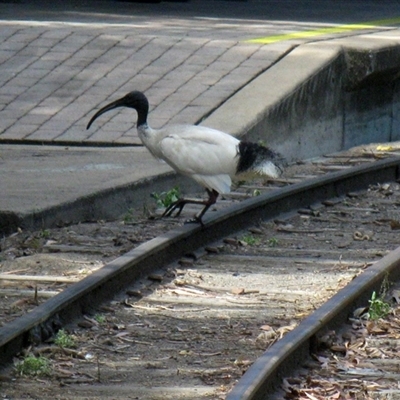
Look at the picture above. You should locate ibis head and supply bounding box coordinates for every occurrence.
[86,91,149,130]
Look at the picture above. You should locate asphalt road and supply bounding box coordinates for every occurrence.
[1,0,399,28]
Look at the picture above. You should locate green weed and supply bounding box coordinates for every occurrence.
[54,329,75,348]
[94,314,106,324]
[258,140,267,147]
[40,229,50,238]
[123,208,136,224]
[151,186,181,208]
[368,291,391,320]
[268,237,279,247]
[16,355,51,377]
[241,234,260,246]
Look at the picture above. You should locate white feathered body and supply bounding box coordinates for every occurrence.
[138,124,282,195]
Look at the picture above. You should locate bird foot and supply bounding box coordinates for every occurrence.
[162,193,216,225]
[162,199,186,218]
[184,216,204,226]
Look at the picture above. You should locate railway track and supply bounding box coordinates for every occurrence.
[1,144,400,399]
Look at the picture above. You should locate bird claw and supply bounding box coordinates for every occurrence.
[162,199,185,218]
[163,201,204,226]
[184,216,204,226]
[161,193,215,226]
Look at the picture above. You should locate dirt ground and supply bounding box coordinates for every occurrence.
[2,145,400,399]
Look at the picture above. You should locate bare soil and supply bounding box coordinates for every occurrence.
[2,145,400,399]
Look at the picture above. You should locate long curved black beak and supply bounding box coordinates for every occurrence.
[86,98,126,130]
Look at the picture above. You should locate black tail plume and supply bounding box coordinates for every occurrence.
[236,142,286,175]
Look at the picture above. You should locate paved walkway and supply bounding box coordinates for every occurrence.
[1,0,398,145]
[0,15,290,144]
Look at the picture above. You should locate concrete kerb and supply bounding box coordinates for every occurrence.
[0,172,200,235]
[3,31,400,234]
[0,145,199,235]
[203,31,400,162]
[202,43,344,161]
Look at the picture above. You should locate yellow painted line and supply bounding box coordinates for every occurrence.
[247,17,400,44]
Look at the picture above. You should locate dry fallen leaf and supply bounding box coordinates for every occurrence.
[353,231,371,241]
[259,324,273,331]
[353,306,369,319]
[148,273,163,281]
[390,220,400,230]
[392,290,400,303]
[255,331,277,349]
[231,287,245,295]
[376,145,394,152]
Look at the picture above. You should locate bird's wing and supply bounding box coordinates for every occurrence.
[159,128,239,193]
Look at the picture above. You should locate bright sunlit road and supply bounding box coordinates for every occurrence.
[1,0,399,43]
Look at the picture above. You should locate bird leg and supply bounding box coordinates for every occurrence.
[162,189,219,225]
[189,189,219,225]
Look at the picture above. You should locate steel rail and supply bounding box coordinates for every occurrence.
[1,156,399,368]
[227,241,400,400]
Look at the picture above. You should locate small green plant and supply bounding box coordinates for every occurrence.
[258,140,267,147]
[241,234,260,246]
[268,237,279,247]
[123,208,136,224]
[29,237,41,250]
[40,229,50,238]
[54,329,75,348]
[342,199,351,207]
[16,355,51,376]
[151,187,181,208]
[368,291,391,320]
[253,189,261,197]
[94,314,106,324]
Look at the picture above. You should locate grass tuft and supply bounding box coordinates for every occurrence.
[16,355,51,376]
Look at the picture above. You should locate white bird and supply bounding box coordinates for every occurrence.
[87,90,286,225]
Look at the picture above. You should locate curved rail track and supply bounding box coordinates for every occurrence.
[1,146,400,399]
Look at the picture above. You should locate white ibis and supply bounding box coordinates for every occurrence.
[87,91,285,225]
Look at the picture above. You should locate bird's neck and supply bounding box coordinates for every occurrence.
[134,98,149,128]
[137,114,147,128]
[137,124,164,159]
[137,123,151,138]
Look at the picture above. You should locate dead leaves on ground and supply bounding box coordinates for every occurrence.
[283,303,400,399]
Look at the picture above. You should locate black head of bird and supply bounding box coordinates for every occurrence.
[87,90,286,225]
[87,91,149,130]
